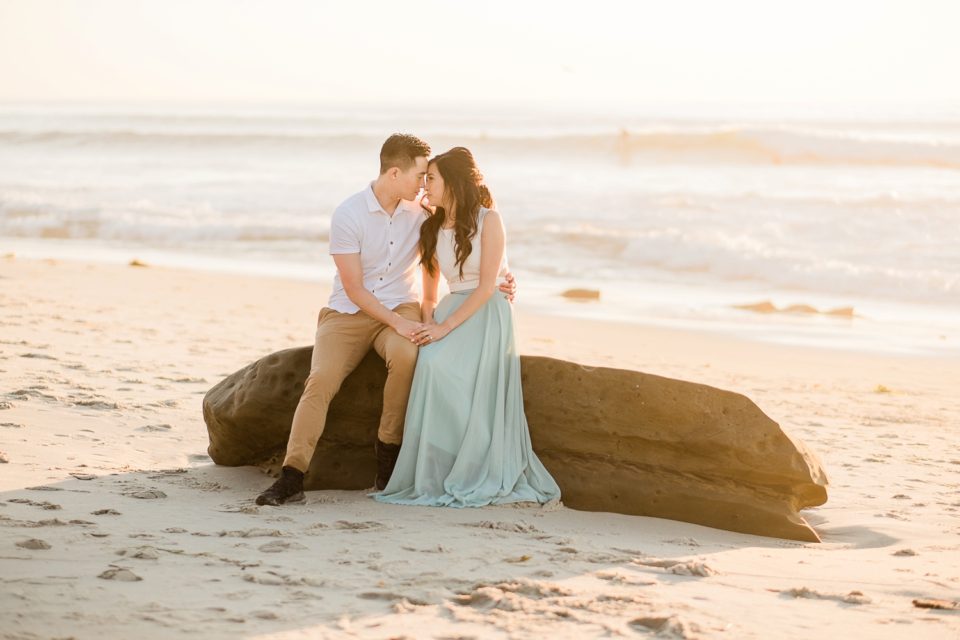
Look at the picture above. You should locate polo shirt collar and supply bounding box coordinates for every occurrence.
[364,182,387,215]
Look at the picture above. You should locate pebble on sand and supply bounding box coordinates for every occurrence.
[561,288,601,300]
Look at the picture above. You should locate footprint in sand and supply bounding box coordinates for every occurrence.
[73,399,122,410]
[16,538,52,550]
[10,389,59,402]
[158,376,208,384]
[630,616,697,638]
[216,504,261,514]
[8,498,61,510]
[242,571,324,587]
[334,521,385,531]
[596,571,657,586]
[0,402,14,410]
[401,544,449,553]
[116,546,160,560]
[218,528,286,538]
[3,517,68,528]
[780,587,871,605]
[454,579,573,611]
[663,537,701,547]
[92,509,121,515]
[0,451,7,463]
[464,520,542,534]
[633,558,718,577]
[122,489,167,500]
[358,591,431,606]
[98,567,142,582]
[258,540,307,553]
[137,424,172,432]
[20,353,57,360]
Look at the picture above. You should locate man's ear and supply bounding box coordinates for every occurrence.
[388,167,401,180]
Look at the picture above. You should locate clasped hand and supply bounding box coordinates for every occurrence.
[393,316,449,346]
[412,322,450,346]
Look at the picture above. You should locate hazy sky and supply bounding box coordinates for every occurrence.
[1,0,958,109]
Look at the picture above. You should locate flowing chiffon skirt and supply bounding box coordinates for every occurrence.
[373,290,560,507]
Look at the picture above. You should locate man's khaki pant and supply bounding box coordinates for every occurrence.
[283,302,421,472]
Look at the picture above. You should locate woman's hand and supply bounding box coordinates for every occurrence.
[414,322,451,346]
[498,272,517,303]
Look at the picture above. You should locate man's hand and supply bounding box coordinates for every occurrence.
[498,271,517,303]
[392,315,426,342]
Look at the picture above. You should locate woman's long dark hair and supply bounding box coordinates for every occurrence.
[420,147,494,278]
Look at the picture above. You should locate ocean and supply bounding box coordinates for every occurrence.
[1,103,957,355]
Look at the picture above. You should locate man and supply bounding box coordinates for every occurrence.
[256,134,515,505]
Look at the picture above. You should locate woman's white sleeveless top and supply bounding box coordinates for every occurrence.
[436,207,509,292]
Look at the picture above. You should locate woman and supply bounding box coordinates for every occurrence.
[373,147,560,507]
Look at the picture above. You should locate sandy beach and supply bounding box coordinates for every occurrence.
[1,256,959,639]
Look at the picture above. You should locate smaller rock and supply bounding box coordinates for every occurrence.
[893,548,918,557]
[913,598,959,611]
[783,304,819,314]
[734,301,777,313]
[842,590,872,605]
[826,306,855,317]
[561,288,600,300]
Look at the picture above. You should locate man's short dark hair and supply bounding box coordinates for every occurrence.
[380,134,431,174]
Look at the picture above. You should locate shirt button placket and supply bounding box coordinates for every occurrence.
[383,217,392,284]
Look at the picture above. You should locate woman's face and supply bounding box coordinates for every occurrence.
[424,165,447,209]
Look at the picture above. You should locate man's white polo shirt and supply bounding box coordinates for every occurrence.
[327,183,426,314]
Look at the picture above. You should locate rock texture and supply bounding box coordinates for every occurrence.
[203,348,828,541]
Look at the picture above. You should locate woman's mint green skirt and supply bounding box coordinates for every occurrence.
[373,290,561,508]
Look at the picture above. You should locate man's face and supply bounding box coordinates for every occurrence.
[396,156,428,201]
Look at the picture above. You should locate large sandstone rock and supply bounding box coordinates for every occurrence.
[203,348,828,542]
